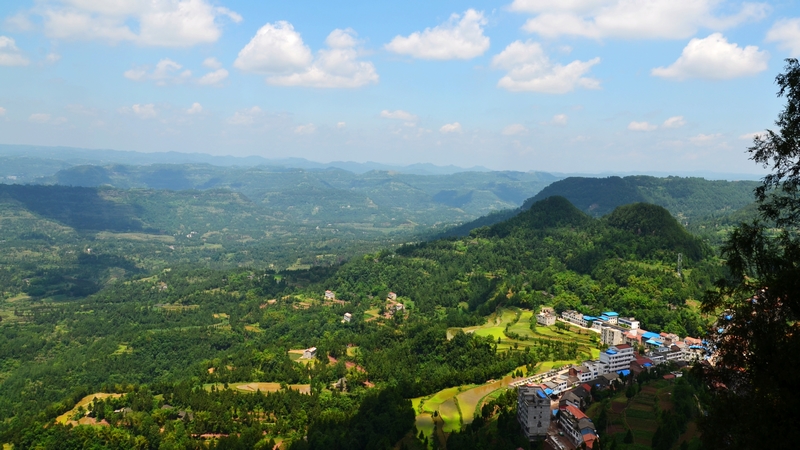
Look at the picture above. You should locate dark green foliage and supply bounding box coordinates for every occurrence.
[605,203,707,260]
[700,58,800,450]
[527,175,758,219]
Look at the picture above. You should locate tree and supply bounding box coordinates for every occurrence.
[699,58,800,449]
[623,428,633,444]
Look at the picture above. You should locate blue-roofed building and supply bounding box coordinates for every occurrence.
[601,312,619,324]
[645,339,663,346]
[642,331,661,340]
[600,344,634,374]
[517,385,550,441]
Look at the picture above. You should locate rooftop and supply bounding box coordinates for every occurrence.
[602,311,619,316]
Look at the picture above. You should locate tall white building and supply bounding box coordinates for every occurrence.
[599,344,634,374]
[517,385,550,441]
[601,326,625,346]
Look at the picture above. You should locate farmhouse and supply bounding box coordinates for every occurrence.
[324,290,335,300]
[536,310,556,326]
[302,347,317,359]
[343,313,352,323]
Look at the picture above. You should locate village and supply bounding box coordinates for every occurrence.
[515,308,710,449]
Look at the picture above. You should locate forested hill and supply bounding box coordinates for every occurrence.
[524,175,758,220]
[325,196,714,334]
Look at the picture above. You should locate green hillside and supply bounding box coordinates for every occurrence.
[0,195,720,449]
[526,175,758,221]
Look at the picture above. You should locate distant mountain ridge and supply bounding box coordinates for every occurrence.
[0,144,490,177]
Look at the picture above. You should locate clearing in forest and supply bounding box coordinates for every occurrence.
[56,393,124,425]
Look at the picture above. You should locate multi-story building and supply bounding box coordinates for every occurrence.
[617,317,640,330]
[537,311,556,326]
[559,405,598,449]
[599,344,634,374]
[517,385,551,441]
[601,325,625,346]
[600,311,619,325]
[562,310,586,327]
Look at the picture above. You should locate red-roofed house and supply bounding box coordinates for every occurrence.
[559,405,598,448]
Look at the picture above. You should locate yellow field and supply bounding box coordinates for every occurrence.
[204,382,311,394]
[95,232,175,243]
[56,393,124,424]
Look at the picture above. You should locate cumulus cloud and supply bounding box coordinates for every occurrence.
[29,113,51,123]
[233,21,313,74]
[227,106,262,125]
[511,0,768,40]
[440,122,462,133]
[0,36,30,66]
[28,113,67,124]
[628,121,657,131]
[502,123,528,135]
[492,40,600,93]
[124,58,192,85]
[35,0,241,47]
[551,114,568,125]
[739,131,766,140]
[186,102,203,114]
[380,110,418,121]
[690,133,721,144]
[235,24,378,88]
[202,57,222,69]
[663,116,686,128]
[126,103,157,119]
[385,9,490,60]
[652,33,769,80]
[766,18,800,57]
[198,68,228,85]
[294,123,316,134]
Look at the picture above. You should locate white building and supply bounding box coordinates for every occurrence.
[599,344,634,374]
[517,385,551,441]
[600,311,619,325]
[343,313,352,323]
[537,311,556,326]
[302,347,317,359]
[324,290,335,300]
[618,317,640,330]
[601,326,625,346]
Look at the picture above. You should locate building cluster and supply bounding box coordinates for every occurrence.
[516,307,712,445]
[560,310,706,364]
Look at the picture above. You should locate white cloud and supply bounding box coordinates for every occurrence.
[739,131,766,140]
[294,123,316,134]
[766,18,800,57]
[130,103,157,119]
[46,53,61,63]
[690,133,721,144]
[28,113,67,124]
[337,122,346,128]
[186,102,203,114]
[512,0,768,40]
[233,21,313,74]
[551,114,568,125]
[202,57,222,69]
[628,121,657,131]
[663,116,686,128]
[380,110,418,121]
[440,122,462,133]
[29,113,51,123]
[492,40,600,93]
[652,33,769,80]
[502,123,528,135]
[227,106,262,125]
[198,68,228,85]
[124,58,192,85]
[236,24,377,88]
[0,36,30,66]
[385,9,490,60]
[0,107,6,116]
[38,0,241,47]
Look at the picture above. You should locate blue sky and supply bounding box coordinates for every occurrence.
[1,0,799,174]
